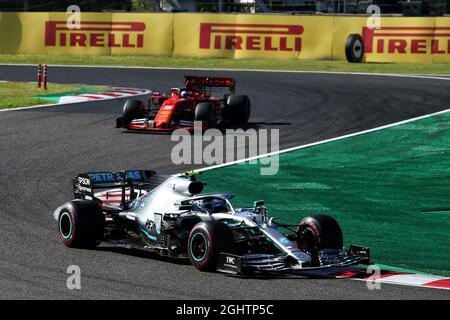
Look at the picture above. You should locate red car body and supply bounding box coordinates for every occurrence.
[116,76,249,133]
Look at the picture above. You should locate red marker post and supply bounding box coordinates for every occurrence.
[37,64,42,88]
[43,64,48,90]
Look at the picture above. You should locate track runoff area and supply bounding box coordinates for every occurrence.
[198,102,450,290]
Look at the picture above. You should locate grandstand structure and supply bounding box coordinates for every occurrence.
[0,0,448,15]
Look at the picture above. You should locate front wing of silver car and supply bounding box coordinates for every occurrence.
[216,244,370,277]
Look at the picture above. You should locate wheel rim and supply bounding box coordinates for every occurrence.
[352,39,363,59]
[59,211,73,240]
[299,227,317,254]
[190,232,208,262]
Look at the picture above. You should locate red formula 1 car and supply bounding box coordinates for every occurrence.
[116,76,251,132]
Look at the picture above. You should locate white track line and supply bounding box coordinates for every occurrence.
[196,106,450,173]
[1,63,449,80]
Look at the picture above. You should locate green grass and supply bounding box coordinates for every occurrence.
[1,54,449,75]
[0,81,111,109]
[200,111,450,276]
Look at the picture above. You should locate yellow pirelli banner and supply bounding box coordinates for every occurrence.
[332,16,448,63]
[0,12,173,56]
[174,14,449,63]
[0,12,448,63]
[173,13,333,60]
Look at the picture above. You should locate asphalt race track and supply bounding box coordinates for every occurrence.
[0,65,449,299]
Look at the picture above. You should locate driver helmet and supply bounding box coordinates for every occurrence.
[170,88,180,97]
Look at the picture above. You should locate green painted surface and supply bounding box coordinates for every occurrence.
[201,112,450,276]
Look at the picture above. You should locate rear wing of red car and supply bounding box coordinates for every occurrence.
[184,76,236,94]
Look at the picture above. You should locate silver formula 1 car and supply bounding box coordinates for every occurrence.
[53,170,370,275]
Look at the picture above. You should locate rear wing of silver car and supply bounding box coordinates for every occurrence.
[72,170,167,207]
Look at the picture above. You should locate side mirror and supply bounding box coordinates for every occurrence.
[253,200,265,207]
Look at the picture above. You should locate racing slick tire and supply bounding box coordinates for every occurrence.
[195,102,217,129]
[296,215,343,266]
[122,99,146,128]
[345,34,365,63]
[226,94,251,124]
[57,200,105,249]
[188,221,234,272]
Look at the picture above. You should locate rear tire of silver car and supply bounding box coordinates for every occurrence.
[195,102,217,129]
[122,99,146,128]
[226,94,251,124]
[296,215,343,266]
[188,221,233,272]
[57,200,105,249]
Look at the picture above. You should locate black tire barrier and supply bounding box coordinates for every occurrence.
[345,34,365,63]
